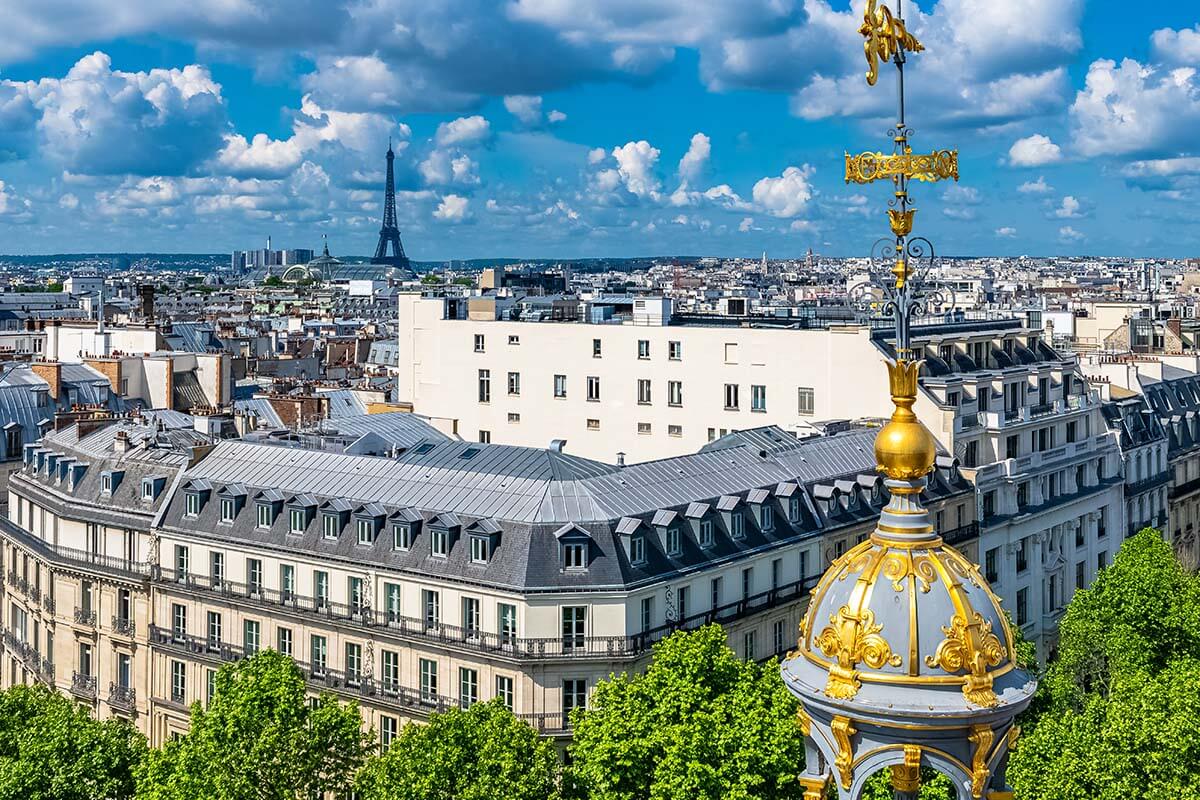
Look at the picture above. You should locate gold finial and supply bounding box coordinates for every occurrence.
[859,0,924,85]
[874,358,937,480]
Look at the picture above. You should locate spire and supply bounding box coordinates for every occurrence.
[372,141,411,269]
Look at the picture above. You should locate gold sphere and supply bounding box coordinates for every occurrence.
[874,413,937,479]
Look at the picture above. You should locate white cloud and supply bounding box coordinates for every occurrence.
[1052,195,1085,218]
[547,110,567,123]
[1008,134,1062,167]
[502,95,566,127]
[738,216,755,232]
[433,193,471,222]
[435,115,491,148]
[587,147,607,165]
[1152,25,1200,65]
[1070,58,1200,159]
[678,132,710,181]
[58,192,79,209]
[752,165,814,218]
[612,140,661,199]
[942,185,981,205]
[1058,225,1085,241]
[995,226,1017,237]
[1018,176,1053,194]
[419,150,479,186]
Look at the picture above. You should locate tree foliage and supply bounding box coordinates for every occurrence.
[136,649,371,800]
[0,683,145,800]
[1009,529,1200,800]
[358,699,559,800]
[566,624,806,800]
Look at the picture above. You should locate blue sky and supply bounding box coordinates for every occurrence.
[0,0,1198,260]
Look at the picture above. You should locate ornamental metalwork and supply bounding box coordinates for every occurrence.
[925,612,1008,707]
[859,0,924,85]
[844,149,958,185]
[815,605,902,698]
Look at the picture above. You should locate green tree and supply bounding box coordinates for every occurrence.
[566,624,805,800]
[420,274,441,285]
[136,650,371,800]
[1009,529,1200,800]
[262,275,283,288]
[358,700,559,800]
[0,683,145,800]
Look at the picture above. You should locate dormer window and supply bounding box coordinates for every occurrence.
[788,496,801,523]
[847,493,858,510]
[142,479,154,501]
[256,503,273,529]
[289,508,306,534]
[431,528,449,558]
[185,493,201,517]
[322,513,340,540]
[730,514,745,540]
[760,505,774,532]
[630,535,646,565]
[666,528,681,557]
[392,523,412,551]
[219,498,235,524]
[470,536,490,564]
[357,519,374,545]
[101,474,112,496]
[564,541,587,569]
[699,519,714,548]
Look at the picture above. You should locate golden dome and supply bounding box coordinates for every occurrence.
[874,358,937,480]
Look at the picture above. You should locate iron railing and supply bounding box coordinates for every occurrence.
[111,616,136,636]
[71,671,97,699]
[108,683,136,710]
[73,607,97,627]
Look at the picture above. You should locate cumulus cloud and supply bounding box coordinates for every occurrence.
[419,150,479,186]
[1152,25,1200,65]
[1018,176,1053,194]
[677,132,710,181]
[1058,225,1085,241]
[752,165,814,218]
[995,226,1017,237]
[1008,134,1062,167]
[611,140,662,199]
[434,193,471,222]
[1051,195,1086,218]
[503,95,566,127]
[1070,58,1200,159]
[435,116,491,148]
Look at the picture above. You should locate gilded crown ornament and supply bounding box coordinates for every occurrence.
[780,3,1036,798]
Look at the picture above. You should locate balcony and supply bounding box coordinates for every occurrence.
[941,521,979,546]
[73,607,97,627]
[1,629,54,684]
[111,616,135,637]
[71,671,97,699]
[108,683,136,711]
[155,569,818,662]
[0,518,151,581]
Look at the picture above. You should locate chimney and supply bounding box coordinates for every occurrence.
[549,438,567,453]
[30,361,61,401]
[616,452,626,467]
[114,429,129,453]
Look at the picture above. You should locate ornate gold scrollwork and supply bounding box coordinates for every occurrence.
[881,552,937,592]
[925,612,1007,707]
[890,744,922,793]
[888,208,915,237]
[816,606,902,698]
[968,724,995,798]
[796,706,812,737]
[859,0,924,85]
[845,149,959,185]
[831,716,857,789]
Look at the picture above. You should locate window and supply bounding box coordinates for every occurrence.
[743,630,757,660]
[171,604,187,640]
[79,643,93,677]
[117,588,131,624]
[587,418,600,431]
[640,596,654,632]
[562,606,586,651]
[171,660,186,704]
[498,603,517,643]
[741,567,753,600]
[564,542,586,569]
[666,528,681,556]
[380,716,399,751]
[553,374,567,398]
[288,508,305,534]
[630,535,646,565]
[478,430,491,443]
[1076,560,1086,591]
[470,536,490,563]
[257,503,273,529]
[314,570,329,606]
[637,422,652,435]
[773,620,786,654]
[667,380,682,407]
[668,341,682,360]
[1016,588,1028,626]
[419,658,438,701]
[462,597,481,635]
[209,551,224,587]
[276,565,294,602]
[473,333,485,353]
[349,577,365,611]
[730,513,745,539]
[205,668,216,705]
[357,519,374,545]
[562,679,587,717]
[668,424,682,437]
[459,667,479,708]
[710,577,722,610]
[724,343,739,363]
[638,340,650,359]
[1016,539,1029,573]
[495,675,514,710]
[1098,550,1108,570]
[946,390,960,407]
[797,387,815,416]
[422,589,440,626]
[800,550,810,580]
[384,583,401,622]
[788,496,801,522]
[771,558,782,589]
[724,383,739,410]
[1006,435,1020,459]
[431,528,449,557]
[311,635,327,675]
[699,519,714,548]
[277,627,292,656]
[637,379,652,405]
[345,643,362,685]
[751,385,767,412]
[142,480,155,501]
[985,547,999,583]
[592,338,602,358]
[760,505,774,531]
[587,376,601,401]
[478,369,491,402]
[247,558,262,593]
[507,371,521,396]
[206,611,222,649]
[382,650,400,690]
[185,493,200,517]
[676,586,689,619]
[243,620,260,654]
[392,523,412,550]
[219,498,235,523]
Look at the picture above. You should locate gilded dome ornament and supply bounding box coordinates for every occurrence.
[781,2,1036,798]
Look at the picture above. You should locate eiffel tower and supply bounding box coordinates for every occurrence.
[371,141,411,269]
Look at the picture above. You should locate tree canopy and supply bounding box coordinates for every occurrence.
[0,683,145,800]
[1009,529,1200,800]
[565,624,806,800]
[136,649,371,800]
[358,699,559,800]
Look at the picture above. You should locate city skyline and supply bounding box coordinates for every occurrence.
[0,0,1198,259]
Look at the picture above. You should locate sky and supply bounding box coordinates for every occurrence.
[0,0,1198,260]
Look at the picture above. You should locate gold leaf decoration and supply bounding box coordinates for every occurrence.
[858,0,924,86]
